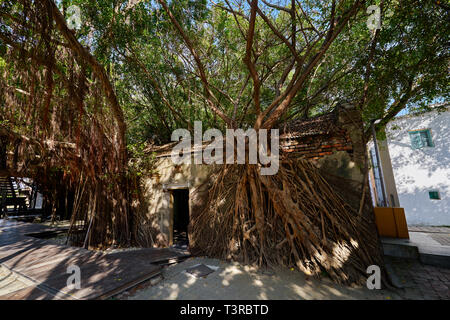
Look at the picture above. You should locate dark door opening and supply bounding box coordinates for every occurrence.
[172,189,189,249]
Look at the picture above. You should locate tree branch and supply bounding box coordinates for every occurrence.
[48,0,127,167]
[156,0,233,127]
[244,0,262,118]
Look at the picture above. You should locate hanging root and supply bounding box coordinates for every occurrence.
[190,159,385,285]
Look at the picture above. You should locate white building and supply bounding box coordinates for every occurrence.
[372,105,450,226]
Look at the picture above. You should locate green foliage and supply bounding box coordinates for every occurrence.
[287,0,449,127]
[2,0,447,144]
[127,142,157,176]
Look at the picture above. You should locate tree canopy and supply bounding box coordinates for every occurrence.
[10,0,443,145]
[1,1,448,143]
[0,0,448,283]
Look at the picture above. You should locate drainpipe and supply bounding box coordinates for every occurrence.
[371,119,388,207]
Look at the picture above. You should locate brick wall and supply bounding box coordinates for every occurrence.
[280,129,353,161]
[278,106,369,214]
[279,106,360,162]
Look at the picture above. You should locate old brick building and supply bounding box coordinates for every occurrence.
[280,104,366,185]
[139,104,369,247]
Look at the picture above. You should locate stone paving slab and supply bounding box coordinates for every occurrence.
[383,257,450,300]
[0,266,32,296]
[0,219,196,300]
[430,233,450,246]
[409,226,450,247]
[408,226,450,234]
[0,285,57,300]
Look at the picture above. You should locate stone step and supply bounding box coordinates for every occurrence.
[381,237,420,259]
[381,237,450,269]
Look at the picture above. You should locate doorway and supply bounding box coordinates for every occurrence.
[172,189,189,249]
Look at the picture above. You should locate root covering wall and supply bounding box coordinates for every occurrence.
[140,105,382,284]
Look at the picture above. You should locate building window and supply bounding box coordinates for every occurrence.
[408,129,434,149]
[369,147,385,207]
[428,191,441,200]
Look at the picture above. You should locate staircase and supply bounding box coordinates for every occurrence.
[0,175,18,199]
[0,176,27,217]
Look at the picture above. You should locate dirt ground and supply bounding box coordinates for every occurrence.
[120,257,399,300]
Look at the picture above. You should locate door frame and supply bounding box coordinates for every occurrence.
[163,183,190,246]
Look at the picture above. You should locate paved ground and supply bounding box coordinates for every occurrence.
[122,255,450,300]
[407,226,450,259]
[119,226,450,300]
[384,257,450,299]
[408,226,450,234]
[0,219,187,300]
[0,265,33,296]
[2,221,449,300]
[408,226,450,246]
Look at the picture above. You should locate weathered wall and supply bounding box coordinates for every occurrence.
[140,156,213,246]
[384,107,450,226]
[141,105,369,246]
[317,106,369,213]
[281,105,367,185]
[281,129,352,159]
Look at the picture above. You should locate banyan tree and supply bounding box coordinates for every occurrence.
[0,0,130,247]
[152,0,387,285]
[0,0,416,285]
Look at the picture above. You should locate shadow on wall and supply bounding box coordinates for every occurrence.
[387,110,450,225]
[397,185,450,226]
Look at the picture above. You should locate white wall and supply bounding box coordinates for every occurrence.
[386,107,450,226]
